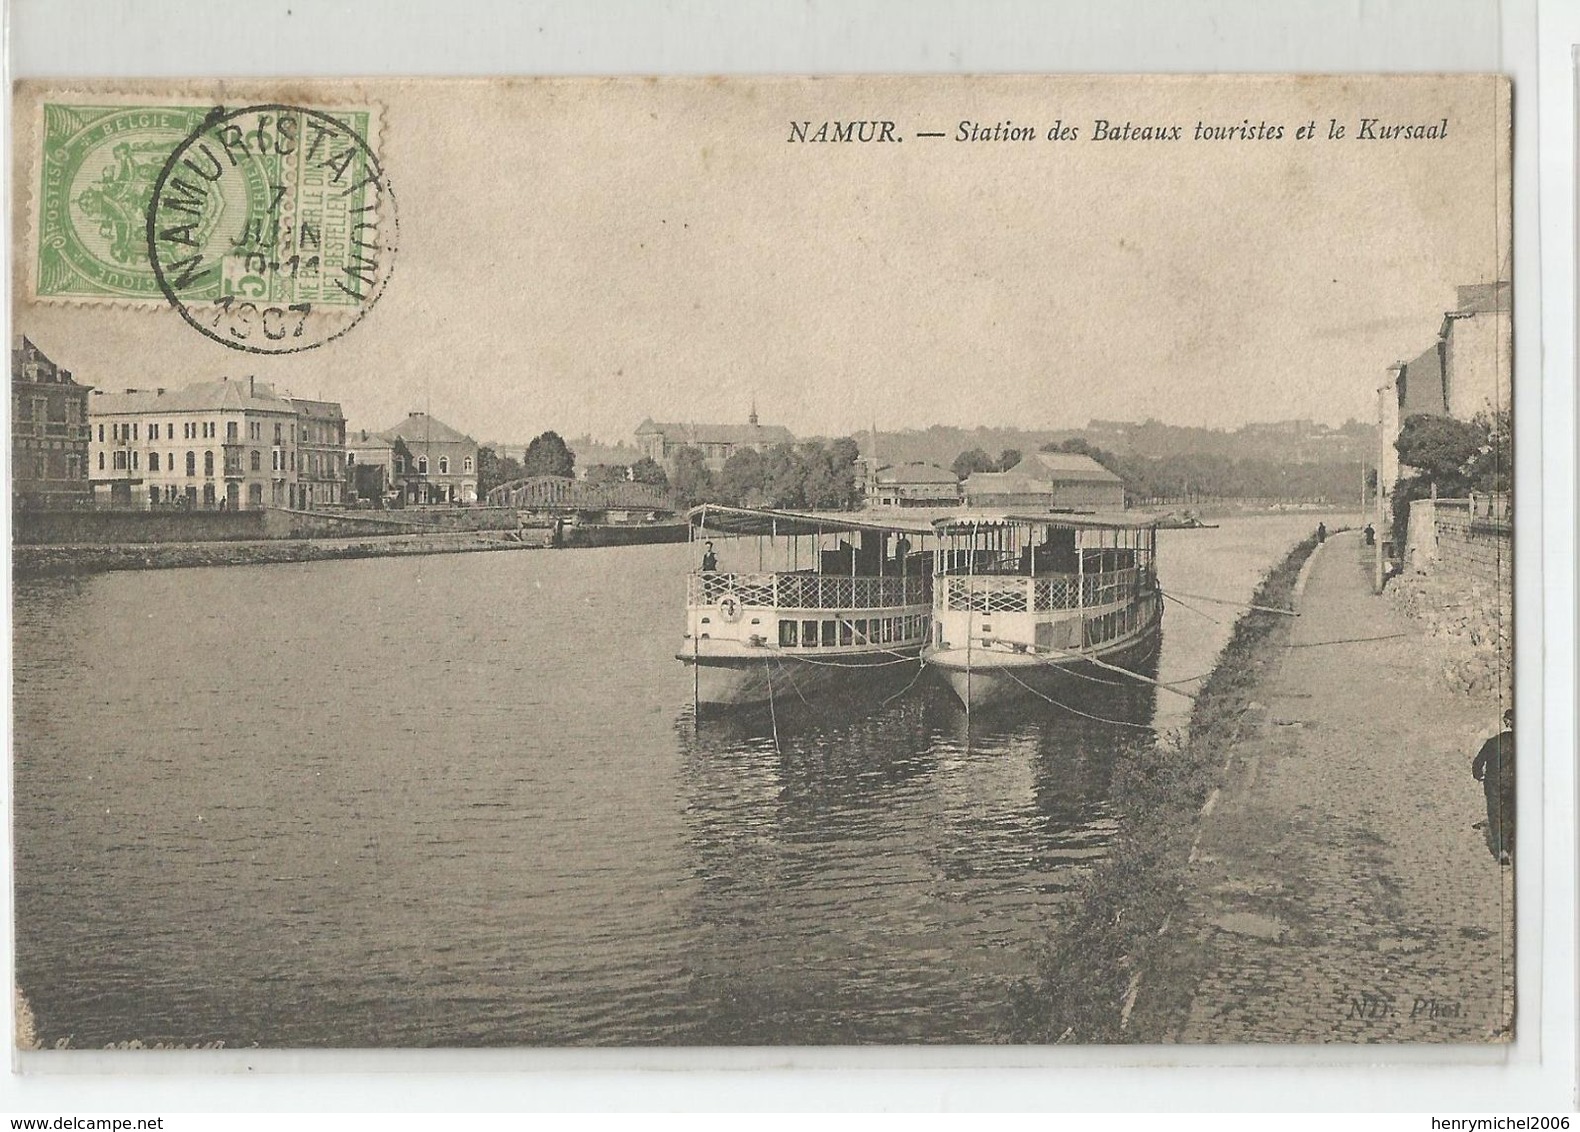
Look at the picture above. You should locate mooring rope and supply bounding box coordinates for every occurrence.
[1164,588,1298,617]
[1000,666,1161,731]
[1162,590,1223,625]
[762,656,781,754]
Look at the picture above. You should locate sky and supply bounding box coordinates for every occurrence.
[15,75,1508,445]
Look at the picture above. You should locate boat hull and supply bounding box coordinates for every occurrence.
[925,619,1161,713]
[679,644,923,709]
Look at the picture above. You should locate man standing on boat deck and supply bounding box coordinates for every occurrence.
[701,541,718,572]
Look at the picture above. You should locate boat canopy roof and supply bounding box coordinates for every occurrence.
[931,510,1162,534]
[688,504,936,539]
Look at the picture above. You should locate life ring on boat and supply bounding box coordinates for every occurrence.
[718,594,743,622]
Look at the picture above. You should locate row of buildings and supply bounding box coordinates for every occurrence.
[11,337,482,511]
[865,451,1125,510]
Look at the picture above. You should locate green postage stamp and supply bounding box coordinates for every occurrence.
[31,100,394,353]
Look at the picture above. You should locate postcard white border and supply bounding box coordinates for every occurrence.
[3,0,1573,1114]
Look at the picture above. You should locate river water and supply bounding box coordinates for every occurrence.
[12,513,1344,1047]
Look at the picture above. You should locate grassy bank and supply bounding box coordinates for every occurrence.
[1008,532,1322,1043]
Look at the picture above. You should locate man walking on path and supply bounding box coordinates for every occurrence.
[1472,709,1515,864]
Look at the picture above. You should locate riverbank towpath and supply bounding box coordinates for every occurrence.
[1162,529,1514,1043]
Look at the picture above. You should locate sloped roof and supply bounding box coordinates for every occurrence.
[635,419,796,446]
[290,398,345,421]
[382,412,476,446]
[875,461,959,485]
[347,428,395,450]
[961,471,1052,495]
[1024,451,1124,483]
[88,377,293,415]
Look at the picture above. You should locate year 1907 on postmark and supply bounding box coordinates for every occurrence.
[31,100,396,353]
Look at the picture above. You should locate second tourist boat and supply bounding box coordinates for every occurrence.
[679,504,936,709]
[922,511,1164,711]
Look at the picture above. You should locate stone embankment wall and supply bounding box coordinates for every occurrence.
[1391,498,1512,696]
[14,529,552,577]
[14,505,521,545]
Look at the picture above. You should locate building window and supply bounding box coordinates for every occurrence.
[132,422,139,441]
[227,421,238,440]
[202,451,213,476]
[463,456,474,473]
[347,452,356,466]
[98,451,105,471]
[66,454,81,479]
[98,423,104,442]
[149,452,160,472]
[34,454,48,480]
[113,450,126,470]
[438,456,449,474]
[149,423,159,441]
[273,422,283,443]
[131,451,140,470]
[395,455,404,474]
[186,451,196,477]
[417,456,428,475]
[251,450,261,471]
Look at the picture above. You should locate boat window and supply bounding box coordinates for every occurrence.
[881,618,892,644]
[840,620,853,646]
[854,618,867,644]
[802,619,818,647]
[821,621,837,648]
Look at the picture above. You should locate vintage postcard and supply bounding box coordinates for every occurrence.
[10,75,1512,1049]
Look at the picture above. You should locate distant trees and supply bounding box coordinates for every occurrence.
[951,448,997,479]
[583,463,629,485]
[670,446,716,510]
[667,438,863,510]
[475,446,523,498]
[996,448,1023,473]
[522,430,575,479]
[630,456,669,488]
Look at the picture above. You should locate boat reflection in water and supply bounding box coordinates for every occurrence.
[669,665,1160,1043]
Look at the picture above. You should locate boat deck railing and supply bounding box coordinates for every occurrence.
[942,567,1142,613]
[689,571,927,610]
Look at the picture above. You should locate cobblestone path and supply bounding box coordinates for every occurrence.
[1167,530,1514,1043]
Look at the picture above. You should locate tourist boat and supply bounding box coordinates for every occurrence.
[679,504,935,709]
[922,512,1163,711]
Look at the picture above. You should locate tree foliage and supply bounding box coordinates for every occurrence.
[475,446,523,498]
[1389,411,1510,538]
[951,448,997,479]
[670,446,716,510]
[629,456,669,488]
[1394,414,1483,482]
[522,430,575,479]
[665,439,862,510]
[997,448,1023,473]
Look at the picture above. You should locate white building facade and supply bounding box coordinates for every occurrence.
[88,377,333,511]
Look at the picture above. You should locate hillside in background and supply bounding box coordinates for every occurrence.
[852,419,1375,471]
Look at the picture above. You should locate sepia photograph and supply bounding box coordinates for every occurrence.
[9,73,1514,1052]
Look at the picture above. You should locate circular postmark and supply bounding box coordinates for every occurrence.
[146,103,397,354]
